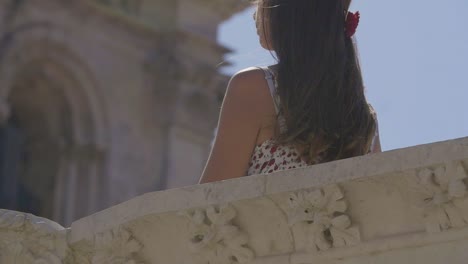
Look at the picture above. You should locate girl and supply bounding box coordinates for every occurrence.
[199,0,381,184]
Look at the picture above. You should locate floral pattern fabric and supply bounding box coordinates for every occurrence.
[246,135,377,176]
[246,139,309,176]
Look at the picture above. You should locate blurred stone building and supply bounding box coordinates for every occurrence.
[0,0,246,226]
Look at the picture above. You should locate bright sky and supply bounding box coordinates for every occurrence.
[218,0,468,151]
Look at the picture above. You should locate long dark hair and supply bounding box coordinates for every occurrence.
[259,0,377,164]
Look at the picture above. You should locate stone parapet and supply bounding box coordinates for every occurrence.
[1,137,468,263]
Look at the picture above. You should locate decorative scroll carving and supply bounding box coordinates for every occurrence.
[0,209,68,264]
[180,204,255,264]
[287,184,360,252]
[71,227,144,264]
[414,161,468,233]
[92,227,144,264]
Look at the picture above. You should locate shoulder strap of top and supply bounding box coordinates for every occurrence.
[257,66,280,115]
[370,121,379,151]
[257,66,287,133]
[368,103,380,152]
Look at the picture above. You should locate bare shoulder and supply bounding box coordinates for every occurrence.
[199,69,272,183]
[225,67,273,113]
[228,67,267,93]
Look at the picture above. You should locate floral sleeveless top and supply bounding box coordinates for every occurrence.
[246,66,378,176]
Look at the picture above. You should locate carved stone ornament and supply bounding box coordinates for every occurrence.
[0,209,68,264]
[287,184,360,252]
[71,227,145,264]
[415,161,468,233]
[180,204,255,264]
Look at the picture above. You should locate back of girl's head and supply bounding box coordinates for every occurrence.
[258,0,376,163]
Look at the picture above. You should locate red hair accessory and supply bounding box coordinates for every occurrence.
[345,11,360,38]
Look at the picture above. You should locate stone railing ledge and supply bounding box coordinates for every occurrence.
[70,136,468,243]
[2,136,468,263]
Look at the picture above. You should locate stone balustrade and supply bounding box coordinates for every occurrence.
[1,137,468,263]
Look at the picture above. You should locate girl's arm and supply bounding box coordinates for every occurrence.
[198,69,265,184]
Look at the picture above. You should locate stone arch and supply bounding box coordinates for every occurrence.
[0,25,109,226]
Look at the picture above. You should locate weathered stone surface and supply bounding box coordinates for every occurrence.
[0,209,68,263]
[3,137,466,263]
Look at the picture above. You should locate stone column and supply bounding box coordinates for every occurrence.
[52,146,68,225]
[82,145,106,215]
[62,146,79,226]
[0,97,10,125]
[58,144,106,226]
